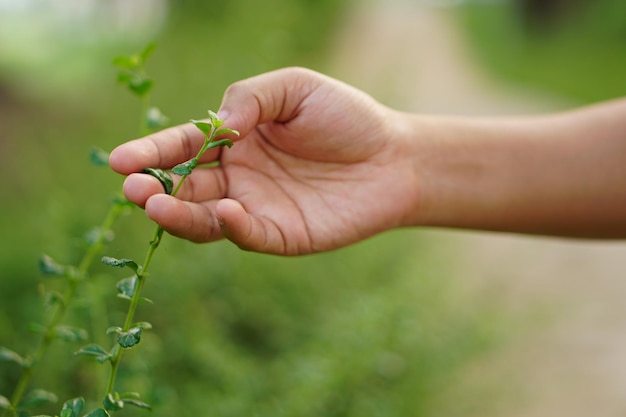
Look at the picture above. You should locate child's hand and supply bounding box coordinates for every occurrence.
[109,67,418,254]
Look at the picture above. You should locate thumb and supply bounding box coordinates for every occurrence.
[217,67,322,138]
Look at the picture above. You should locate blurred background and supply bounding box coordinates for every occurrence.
[1,0,625,416]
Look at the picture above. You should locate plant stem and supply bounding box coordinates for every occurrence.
[3,201,126,417]
[140,96,150,137]
[105,224,160,394]
[103,128,219,395]
[98,90,150,402]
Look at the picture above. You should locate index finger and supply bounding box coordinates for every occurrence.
[109,122,218,174]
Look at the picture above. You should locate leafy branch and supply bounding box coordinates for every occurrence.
[0,43,170,417]
[0,42,237,417]
[112,42,168,136]
[72,111,238,416]
[0,189,131,417]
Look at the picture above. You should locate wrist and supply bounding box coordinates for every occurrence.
[392,112,502,231]
[389,111,444,229]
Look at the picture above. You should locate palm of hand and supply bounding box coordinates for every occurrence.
[216,119,410,254]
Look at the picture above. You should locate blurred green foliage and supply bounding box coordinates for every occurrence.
[459,0,626,103]
[1,1,510,416]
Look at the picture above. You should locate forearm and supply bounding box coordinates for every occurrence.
[399,98,626,238]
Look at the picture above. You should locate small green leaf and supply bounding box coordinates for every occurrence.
[89,147,110,166]
[103,394,123,412]
[83,407,110,417]
[116,71,134,85]
[190,119,213,136]
[60,397,84,417]
[215,128,239,137]
[106,326,122,335]
[206,110,222,126]
[44,291,65,309]
[128,78,153,97]
[117,327,142,348]
[122,399,151,411]
[53,326,88,343]
[134,321,152,330]
[111,392,153,411]
[112,194,135,208]
[39,255,67,277]
[28,323,46,334]
[0,395,10,409]
[146,106,169,130]
[172,158,198,176]
[206,139,234,150]
[143,168,173,195]
[0,346,24,366]
[75,344,112,364]
[110,343,121,358]
[112,55,138,71]
[140,42,157,64]
[101,257,139,273]
[116,276,138,300]
[19,389,58,409]
[85,227,114,247]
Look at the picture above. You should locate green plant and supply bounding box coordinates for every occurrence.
[0,169,130,417]
[73,111,237,417]
[41,43,236,415]
[0,43,197,417]
[0,46,156,417]
[111,43,169,137]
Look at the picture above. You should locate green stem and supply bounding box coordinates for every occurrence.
[3,201,126,417]
[103,129,218,396]
[105,225,162,394]
[140,96,150,137]
[171,173,189,197]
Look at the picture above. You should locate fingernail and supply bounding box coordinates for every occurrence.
[217,109,229,121]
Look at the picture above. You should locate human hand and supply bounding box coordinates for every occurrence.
[109,67,419,255]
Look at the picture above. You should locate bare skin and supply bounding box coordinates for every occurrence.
[109,67,626,255]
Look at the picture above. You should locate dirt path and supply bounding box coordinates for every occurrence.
[327,2,626,416]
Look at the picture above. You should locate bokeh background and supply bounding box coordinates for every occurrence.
[1,0,626,416]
